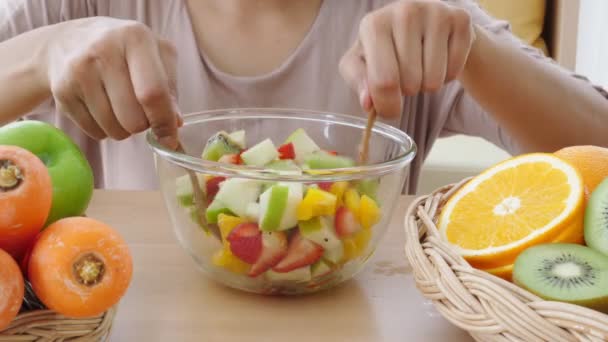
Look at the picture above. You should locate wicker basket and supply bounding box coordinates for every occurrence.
[404,179,608,342]
[0,283,116,341]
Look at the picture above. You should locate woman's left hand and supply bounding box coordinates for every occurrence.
[339,0,476,118]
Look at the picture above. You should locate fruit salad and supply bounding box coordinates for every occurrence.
[175,128,381,287]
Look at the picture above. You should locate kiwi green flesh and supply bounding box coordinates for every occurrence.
[585,178,608,257]
[513,243,608,313]
[201,132,241,161]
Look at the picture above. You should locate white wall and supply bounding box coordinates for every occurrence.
[576,0,608,87]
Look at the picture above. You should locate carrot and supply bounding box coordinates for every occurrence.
[0,145,52,260]
[28,217,133,318]
[0,248,24,331]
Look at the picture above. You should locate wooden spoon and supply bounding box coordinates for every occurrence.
[358,107,377,165]
[175,142,222,241]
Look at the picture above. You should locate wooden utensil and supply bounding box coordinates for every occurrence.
[175,142,221,241]
[358,107,377,165]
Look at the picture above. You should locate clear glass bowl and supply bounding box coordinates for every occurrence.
[147,108,416,295]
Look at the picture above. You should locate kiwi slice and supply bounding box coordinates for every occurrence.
[513,243,608,313]
[585,178,608,256]
[201,131,241,161]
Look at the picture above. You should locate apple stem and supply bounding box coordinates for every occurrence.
[73,253,105,286]
[0,159,23,191]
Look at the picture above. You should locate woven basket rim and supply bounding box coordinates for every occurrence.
[0,306,116,341]
[403,179,608,341]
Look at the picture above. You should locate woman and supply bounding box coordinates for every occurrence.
[0,0,606,192]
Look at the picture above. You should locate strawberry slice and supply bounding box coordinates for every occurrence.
[218,154,241,165]
[205,176,226,201]
[317,182,333,191]
[335,206,363,238]
[249,231,288,277]
[278,143,296,160]
[227,223,262,264]
[273,232,323,273]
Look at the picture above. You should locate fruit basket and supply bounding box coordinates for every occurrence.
[0,282,115,341]
[404,178,608,342]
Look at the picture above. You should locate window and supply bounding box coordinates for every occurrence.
[576,0,608,87]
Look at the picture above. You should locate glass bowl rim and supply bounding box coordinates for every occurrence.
[146,108,417,182]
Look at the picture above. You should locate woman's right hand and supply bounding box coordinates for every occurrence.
[44,17,181,149]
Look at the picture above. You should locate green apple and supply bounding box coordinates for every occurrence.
[0,120,94,225]
[299,217,343,263]
[259,182,302,231]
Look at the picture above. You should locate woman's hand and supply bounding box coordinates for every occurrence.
[45,18,181,148]
[339,0,476,118]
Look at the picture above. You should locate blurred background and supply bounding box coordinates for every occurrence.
[419,0,608,194]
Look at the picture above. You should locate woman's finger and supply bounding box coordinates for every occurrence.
[359,11,402,118]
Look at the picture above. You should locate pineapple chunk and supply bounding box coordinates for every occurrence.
[296,188,337,221]
[217,214,245,248]
[212,249,250,274]
[359,195,380,229]
[329,181,349,206]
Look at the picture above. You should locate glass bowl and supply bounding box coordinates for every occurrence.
[147,108,416,295]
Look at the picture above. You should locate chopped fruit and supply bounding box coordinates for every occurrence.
[245,202,260,222]
[344,188,361,216]
[278,143,296,160]
[241,138,278,166]
[260,185,288,231]
[299,217,344,264]
[175,174,195,207]
[266,267,311,282]
[335,206,363,238]
[356,179,379,203]
[342,228,372,262]
[303,151,355,169]
[217,214,245,248]
[266,160,301,172]
[201,131,242,161]
[259,183,303,231]
[249,231,288,277]
[176,128,388,285]
[342,239,358,262]
[438,153,584,269]
[273,232,324,273]
[212,249,250,275]
[214,178,261,217]
[330,181,349,205]
[284,128,320,162]
[359,195,381,229]
[205,176,226,202]
[227,223,263,264]
[205,199,234,224]
[218,154,241,165]
[311,259,334,278]
[297,188,337,221]
[317,182,333,191]
[228,130,246,149]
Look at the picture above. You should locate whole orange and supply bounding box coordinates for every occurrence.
[555,145,608,200]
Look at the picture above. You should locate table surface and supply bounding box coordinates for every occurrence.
[88,190,472,342]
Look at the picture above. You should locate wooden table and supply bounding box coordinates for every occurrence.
[88,191,472,342]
